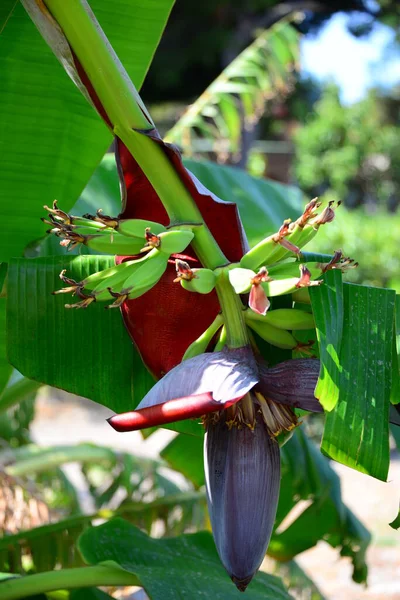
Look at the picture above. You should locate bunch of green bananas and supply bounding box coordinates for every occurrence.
[46,199,355,352]
[182,199,356,358]
[44,201,197,308]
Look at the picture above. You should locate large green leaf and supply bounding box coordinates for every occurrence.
[318,283,395,481]
[310,270,344,411]
[0,573,47,600]
[78,518,291,599]
[0,300,12,395]
[0,0,173,262]
[38,153,121,257]
[390,294,400,404]
[0,492,206,574]
[184,159,303,248]
[7,255,154,412]
[271,429,370,583]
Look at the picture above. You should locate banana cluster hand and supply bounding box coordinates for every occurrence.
[240,199,340,271]
[53,248,170,309]
[43,200,194,256]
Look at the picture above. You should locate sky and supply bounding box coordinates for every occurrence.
[301,13,400,104]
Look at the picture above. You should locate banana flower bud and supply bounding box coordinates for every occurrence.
[108,347,321,590]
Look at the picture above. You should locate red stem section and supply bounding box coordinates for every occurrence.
[107,393,240,432]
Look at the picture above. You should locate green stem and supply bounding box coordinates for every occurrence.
[215,270,249,348]
[43,0,227,269]
[0,565,139,600]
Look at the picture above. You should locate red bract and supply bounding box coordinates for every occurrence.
[115,139,247,377]
[69,54,248,378]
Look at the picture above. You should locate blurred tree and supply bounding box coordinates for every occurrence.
[142,0,400,104]
[293,84,400,210]
[310,209,400,290]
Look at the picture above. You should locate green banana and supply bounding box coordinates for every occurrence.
[82,260,137,290]
[229,264,322,298]
[282,200,339,252]
[228,268,255,294]
[181,269,216,294]
[117,219,166,238]
[214,325,227,351]
[84,233,144,254]
[267,261,322,280]
[246,320,297,349]
[284,222,318,252]
[182,314,224,360]
[261,277,307,298]
[292,288,311,304]
[122,249,169,292]
[240,223,319,272]
[245,308,315,330]
[103,250,169,307]
[240,200,339,271]
[239,232,294,271]
[69,216,108,230]
[54,260,139,297]
[89,263,141,300]
[158,230,194,255]
[124,283,155,300]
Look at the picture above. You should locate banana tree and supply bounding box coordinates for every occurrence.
[0,1,399,599]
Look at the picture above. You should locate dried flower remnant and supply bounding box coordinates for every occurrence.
[271,220,301,255]
[173,259,196,282]
[320,249,359,273]
[292,198,321,228]
[296,265,322,289]
[141,227,161,252]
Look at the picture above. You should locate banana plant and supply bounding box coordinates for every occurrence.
[0,0,399,598]
[164,19,299,159]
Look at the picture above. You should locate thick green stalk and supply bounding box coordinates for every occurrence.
[0,565,139,600]
[215,270,249,348]
[43,0,227,269]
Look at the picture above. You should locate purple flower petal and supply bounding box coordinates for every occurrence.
[137,346,259,409]
[204,414,281,590]
[257,358,322,412]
